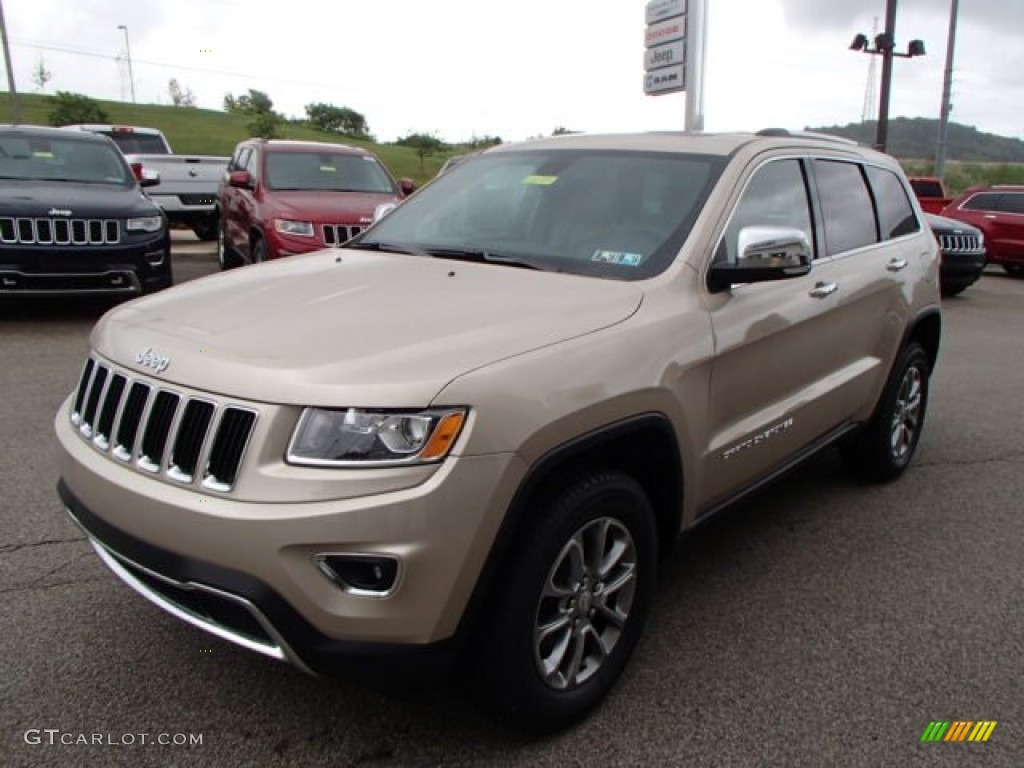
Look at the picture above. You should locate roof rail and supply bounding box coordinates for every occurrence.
[755,128,860,146]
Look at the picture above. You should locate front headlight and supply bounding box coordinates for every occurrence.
[126,215,163,233]
[274,219,315,237]
[287,407,467,467]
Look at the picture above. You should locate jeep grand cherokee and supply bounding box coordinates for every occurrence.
[56,130,941,730]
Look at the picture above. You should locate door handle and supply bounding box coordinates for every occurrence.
[984,214,997,219]
[886,258,909,272]
[809,281,838,298]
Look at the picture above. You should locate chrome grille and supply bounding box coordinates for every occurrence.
[937,232,983,254]
[70,357,257,492]
[322,224,363,246]
[0,217,120,245]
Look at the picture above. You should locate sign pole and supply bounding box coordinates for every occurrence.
[684,0,706,131]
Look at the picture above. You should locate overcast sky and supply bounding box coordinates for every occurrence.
[5,0,1023,145]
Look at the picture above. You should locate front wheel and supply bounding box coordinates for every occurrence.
[843,342,930,482]
[468,471,657,732]
[217,219,241,270]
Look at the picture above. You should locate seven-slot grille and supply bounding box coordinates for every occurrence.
[0,217,120,245]
[70,357,257,492]
[322,224,363,246]
[937,231,983,254]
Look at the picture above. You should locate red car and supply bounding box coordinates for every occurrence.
[217,139,414,268]
[940,185,1024,277]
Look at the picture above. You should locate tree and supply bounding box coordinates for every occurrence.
[247,112,280,139]
[31,58,53,92]
[467,134,502,149]
[304,102,371,138]
[168,78,196,107]
[47,91,109,126]
[551,126,578,136]
[396,132,446,171]
[224,89,275,115]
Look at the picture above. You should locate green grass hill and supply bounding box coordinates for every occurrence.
[0,92,450,184]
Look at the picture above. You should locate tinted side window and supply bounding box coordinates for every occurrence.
[717,159,814,263]
[996,193,1024,214]
[228,147,245,172]
[962,193,1000,212]
[815,160,877,255]
[867,166,920,239]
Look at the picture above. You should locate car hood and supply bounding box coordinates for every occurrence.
[91,249,644,406]
[0,179,158,218]
[268,190,400,224]
[925,212,981,235]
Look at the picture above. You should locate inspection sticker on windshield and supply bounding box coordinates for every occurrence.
[523,175,558,185]
[591,250,645,266]
[319,166,337,172]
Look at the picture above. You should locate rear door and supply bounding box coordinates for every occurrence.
[815,160,927,418]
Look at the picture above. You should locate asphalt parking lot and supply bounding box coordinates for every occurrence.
[1,236,1022,767]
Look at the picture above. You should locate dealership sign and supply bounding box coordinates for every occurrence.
[644,0,687,95]
[645,39,685,71]
[644,64,686,95]
[645,0,686,25]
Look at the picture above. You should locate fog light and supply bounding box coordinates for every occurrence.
[314,554,399,596]
[145,250,166,267]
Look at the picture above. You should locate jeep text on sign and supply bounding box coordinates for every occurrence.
[645,16,686,48]
[645,39,685,72]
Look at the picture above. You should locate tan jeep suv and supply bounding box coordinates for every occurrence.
[56,130,941,730]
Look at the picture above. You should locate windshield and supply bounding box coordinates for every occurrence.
[100,131,170,154]
[265,151,397,193]
[355,148,724,280]
[0,135,133,185]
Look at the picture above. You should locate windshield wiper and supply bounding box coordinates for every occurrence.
[345,241,432,258]
[422,248,550,271]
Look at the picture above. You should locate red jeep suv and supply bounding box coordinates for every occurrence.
[217,139,413,268]
[940,185,1024,277]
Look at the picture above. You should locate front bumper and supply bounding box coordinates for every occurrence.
[0,233,171,295]
[56,408,523,675]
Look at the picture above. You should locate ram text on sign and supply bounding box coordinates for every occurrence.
[645,16,686,48]
[644,63,686,95]
[645,39,685,72]
[645,0,686,25]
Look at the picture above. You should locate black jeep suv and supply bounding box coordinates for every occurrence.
[0,125,171,297]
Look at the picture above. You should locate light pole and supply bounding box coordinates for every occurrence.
[0,0,21,123]
[934,0,959,180]
[849,0,926,153]
[118,24,136,103]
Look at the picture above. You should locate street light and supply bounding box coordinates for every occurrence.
[849,0,925,152]
[117,24,136,103]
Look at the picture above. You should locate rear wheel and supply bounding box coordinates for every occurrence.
[843,342,930,482]
[191,217,218,242]
[468,471,657,732]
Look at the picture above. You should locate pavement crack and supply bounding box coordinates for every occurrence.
[0,536,85,555]
[914,454,1024,469]
[0,576,106,596]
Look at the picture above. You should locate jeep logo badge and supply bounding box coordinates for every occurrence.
[48,207,73,217]
[136,347,171,374]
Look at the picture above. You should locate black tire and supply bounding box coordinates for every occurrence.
[217,219,241,271]
[191,218,219,242]
[1003,264,1024,278]
[250,234,268,265]
[467,470,657,732]
[842,342,930,482]
[940,281,969,297]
